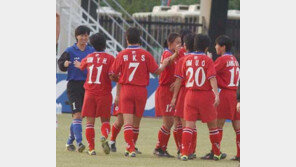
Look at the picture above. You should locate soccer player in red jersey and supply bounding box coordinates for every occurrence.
[154,33,181,157]
[170,33,195,158]
[109,27,171,157]
[210,35,240,161]
[172,34,225,161]
[74,33,114,155]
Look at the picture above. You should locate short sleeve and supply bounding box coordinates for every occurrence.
[147,53,159,73]
[80,57,88,70]
[110,54,122,75]
[174,57,184,79]
[180,58,187,79]
[214,57,225,73]
[207,58,216,80]
[160,51,171,64]
[108,56,115,74]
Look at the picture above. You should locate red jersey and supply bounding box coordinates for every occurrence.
[158,49,177,86]
[178,47,187,59]
[179,52,216,91]
[214,53,240,90]
[174,51,191,86]
[110,46,159,86]
[80,52,115,96]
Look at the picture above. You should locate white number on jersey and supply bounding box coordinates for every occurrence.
[88,65,103,84]
[128,62,139,82]
[228,67,240,86]
[185,67,206,87]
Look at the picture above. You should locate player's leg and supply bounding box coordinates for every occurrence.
[100,116,111,154]
[85,117,96,155]
[180,120,196,161]
[110,113,123,152]
[133,115,142,154]
[123,113,135,156]
[173,116,183,155]
[217,118,226,145]
[231,119,240,161]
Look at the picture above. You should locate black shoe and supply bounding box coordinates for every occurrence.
[231,156,240,161]
[153,148,164,157]
[77,143,86,153]
[163,150,175,158]
[201,151,214,160]
[135,147,142,154]
[109,141,117,152]
[188,153,196,160]
[66,144,76,152]
[177,150,181,159]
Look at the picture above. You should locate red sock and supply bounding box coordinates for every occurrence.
[124,125,135,152]
[189,128,197,154]
[101,122,110,139]
[110,123,122,142]
[236,129,240,157]
[86,124,95,151]
[218,128,223,144]
[209,128,221,156]
[133,127,139,145]
[181,127,193,156]
[156,125,171,151]
[173,123,183,151]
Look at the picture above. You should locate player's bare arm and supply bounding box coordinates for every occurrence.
[109,74,119,82]
[154,57,170,75]
[114,83,121,106]
[170,78,182,109]
[167,44,181,64]
[210,77,220,107]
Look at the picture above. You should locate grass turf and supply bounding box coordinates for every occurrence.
[57,114,239,167]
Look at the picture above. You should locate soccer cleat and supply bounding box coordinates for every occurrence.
[213,153,227,161]
[124,150,130,157]
[180,155,188,161]
[109,141,117,152]
[100,137,110,154]
[163,150,175,158]
[188,153,197,160]
[87,150,96,155]
[129,152,136,157]
[66,144,76,152]
[177,150,181,159]
[135,147,142,154]
[77,143,86,153]
[231,156,240,161]
[201,151,214,160]
[153,148,164,157]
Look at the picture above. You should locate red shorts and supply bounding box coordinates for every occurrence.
[184,90,217,123]
[120,84,147,118]
[155,85,174,117]
[112,105,121,116]
[81,92,112,118]
[174,86,186,118]
[217,89,239,120]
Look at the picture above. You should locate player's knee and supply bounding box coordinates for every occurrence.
[73,112,82,119]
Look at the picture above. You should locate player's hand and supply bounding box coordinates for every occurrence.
[175,44,181,54]
[236,102,240,112]
[64,60,71,67]
[73,60,81,68]
[162,57,170,67]
[214,94,220,107]
[114,95,119,106]
[170,97,177,110]
[207,51,213,59]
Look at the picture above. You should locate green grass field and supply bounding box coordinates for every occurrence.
[57,114,239,167]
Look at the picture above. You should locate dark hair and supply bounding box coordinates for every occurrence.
[163,40,168,48]
[167,32,181,45]
[194,34,211,52]
[126,27,141,44]
[179,29,192,45]
[184,33,195,52]
[75,25,91,40]
[215,35,232,52]
[89,33,106,51]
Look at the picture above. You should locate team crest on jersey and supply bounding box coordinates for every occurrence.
[74,57,80,60]
[87,57,93,63]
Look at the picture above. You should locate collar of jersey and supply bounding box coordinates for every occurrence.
[164,48,174,54]
[127,45,141,49]
[190,51,206,55]
[73,43,90,50]
[222,52,233,56]
[94,51,105,53]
